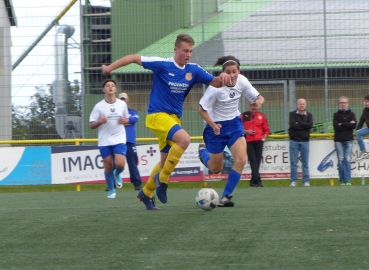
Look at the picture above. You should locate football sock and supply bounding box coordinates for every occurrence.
[160,143,185,184]
[143,162,162,198]
[199,148,210,168]
[222,169,241,197]
[104,171,115,191]
[114,167,123,177]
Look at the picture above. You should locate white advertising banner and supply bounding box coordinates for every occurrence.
[51,140,369,184]
[205,139,368,180]
[51,143,203,184]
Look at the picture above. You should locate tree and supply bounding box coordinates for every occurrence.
[12,105,29,140]
[12,80,82,140]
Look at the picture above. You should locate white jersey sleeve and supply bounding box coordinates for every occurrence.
[199,86,220,113]
[89,104,101,123]
[238,75,260,102]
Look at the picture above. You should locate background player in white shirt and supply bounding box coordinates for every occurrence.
[198,56,264,207]
[89,79,129,198]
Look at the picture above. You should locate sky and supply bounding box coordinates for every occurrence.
[10,0,110,105]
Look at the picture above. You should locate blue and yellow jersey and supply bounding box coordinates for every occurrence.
[141,56,214,117]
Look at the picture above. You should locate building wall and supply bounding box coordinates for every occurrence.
[111,0,218,60]
[0,0,12,141]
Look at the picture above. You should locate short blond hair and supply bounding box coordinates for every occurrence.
[175,34,195,48]
[339,96,349,103]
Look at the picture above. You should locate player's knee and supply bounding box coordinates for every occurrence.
[177,136,190,149]
[104,163,114,171]
[183,135,191,146]
[212,168,222,174]
[208,165,222,174]
[234,156,247,167]
[115,165,124,171]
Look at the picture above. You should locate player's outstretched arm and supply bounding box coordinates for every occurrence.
[102,55,142,76]
[253,95,265,109]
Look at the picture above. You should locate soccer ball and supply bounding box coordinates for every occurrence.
[196,188,219,211]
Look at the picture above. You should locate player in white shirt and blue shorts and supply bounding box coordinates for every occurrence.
[89,79,130,199]
[198,56,264,207]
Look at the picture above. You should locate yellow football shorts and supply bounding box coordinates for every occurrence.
[145,112,182,151]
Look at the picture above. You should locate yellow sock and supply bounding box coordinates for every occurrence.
[160,144,185,184]
[143,162,162,198]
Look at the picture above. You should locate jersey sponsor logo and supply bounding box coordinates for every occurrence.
[168,82,189,87]
[168,81,189,93]
[169,73,174,76]
[185,73,192,80]
[229,91,235,98]
[110,108,115,112]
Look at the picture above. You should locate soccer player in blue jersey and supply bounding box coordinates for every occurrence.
[198,56,264,207]
[119,92,143,190]
[102,34,231,210]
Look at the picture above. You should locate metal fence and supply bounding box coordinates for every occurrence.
[1,0,369,144]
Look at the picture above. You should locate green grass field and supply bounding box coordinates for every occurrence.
[1,182,369,270]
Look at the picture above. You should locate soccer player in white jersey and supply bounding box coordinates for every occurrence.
[198,56,264,207]
[89,79,129,199]
[102,34,231,210]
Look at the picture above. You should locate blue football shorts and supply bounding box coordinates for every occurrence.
[98,143,127,159]
[203,116,244,154]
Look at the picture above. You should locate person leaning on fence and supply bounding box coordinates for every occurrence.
[241,103,270,187]
[119,92,143,190]
[355,94,369,161]
[198,55,264,207]
[89,79,129,199]
[288,98,313,187]
[102,33,231,210]
[333,96,356,186]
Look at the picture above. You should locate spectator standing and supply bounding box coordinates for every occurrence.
[333,96,356,185]
[288,98,313,187]
[355,94,369,161]
[119,92,143,190]
[241,103,270,187]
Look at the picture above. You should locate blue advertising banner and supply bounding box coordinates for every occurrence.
[0,147,51,185]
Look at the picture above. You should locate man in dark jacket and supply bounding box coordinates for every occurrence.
[355,94,369,161]
[333,96,356,185]
[288,98,313,187]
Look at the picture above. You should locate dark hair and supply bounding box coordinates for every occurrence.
[214,55,240,71]
[365,95,369,101]
[102,79,116,88]
[175,34,195,48]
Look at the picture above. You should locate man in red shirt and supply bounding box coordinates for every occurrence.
[241,103,270,187]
